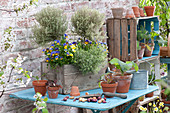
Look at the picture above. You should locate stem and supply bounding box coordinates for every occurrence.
[7,67,14,82]
[0,90,5,98]
[0,9,15,12]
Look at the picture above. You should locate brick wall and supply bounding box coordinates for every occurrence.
[0,0,139,112]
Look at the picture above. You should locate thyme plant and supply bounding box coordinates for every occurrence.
[32,6,68,45]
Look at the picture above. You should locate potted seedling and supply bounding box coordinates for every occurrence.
[32,76,47,96]
[144,30,159,57]
[109,58,138,93]
[137,26,148,59]
[46,80,62,99]
[98,73,118,98]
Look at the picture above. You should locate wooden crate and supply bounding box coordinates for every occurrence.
[41,60,108,94]
[106,18,137,61]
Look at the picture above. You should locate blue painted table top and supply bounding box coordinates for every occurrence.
[10,85,158,111]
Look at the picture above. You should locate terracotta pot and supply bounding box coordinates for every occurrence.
[162,99,170,104]
[111,8,123,19]
[70,86,80,96]
[113,73,133,93]
[101,82,118,98]
[139,8,145,17]
[138,44,145,59]
[160,47,168,57]
[47,86,60,99]
[132,7,140,18]
[32,80,47,96]
[139,95,145,101]
[125,9,135,19]
[146,92,154,97]
[144,6,155,16]
[144,44,154,57]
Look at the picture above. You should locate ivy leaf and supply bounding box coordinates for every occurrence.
[40,103,46,107]
[42,108,48,113]
[0,71,4,77]
[32,108,37,113]
[43,97,48,102]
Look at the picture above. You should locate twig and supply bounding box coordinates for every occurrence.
[7,67,14,82]
[0,9,15,12]
[0,90,5,98]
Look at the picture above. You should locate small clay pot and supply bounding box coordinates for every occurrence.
[132,7,140,18]
[144,44,154,57]
[32,80,47,96]
[125,9,135,19]
[160,47,168,57]
[70,86,80,96]
[144,6,155,16]
[146,92,154,97]
[138,44,145,59]
[47,86,61,99]
[111,8,123,19]
[101,82,118,98]
[113,73,133,93]
[139,8,145,17]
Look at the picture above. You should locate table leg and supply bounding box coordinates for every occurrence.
[91,109,101,113]
[121,98,138,113]
[168,64,170,85]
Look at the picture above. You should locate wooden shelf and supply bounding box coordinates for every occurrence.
[137,96,158,107]
[137,55,159,64]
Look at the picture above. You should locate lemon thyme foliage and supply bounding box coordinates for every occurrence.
[32,6,67,45]
[139,97,169,113]
[74,39,108,74]
[42,34,76,68]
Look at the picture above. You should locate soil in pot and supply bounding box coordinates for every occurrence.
[144,44,154,57]
[113,73,133,93]
[146,92,154,97]
[132,7,140,18]
[139,8,145,17]
[101,82,118,98]
[144,6,155,16]
[111,8,123,19]
[47,86,60,99]
[32,80,47,96]
[138,44,145,59]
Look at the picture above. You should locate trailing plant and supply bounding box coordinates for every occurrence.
[109,58,138,76]
[71,7,106,41]
[98,73,116,89]
[139,0,170,40]
[32,6,67,45]
[42,34,76,68]
[74,40,107,74]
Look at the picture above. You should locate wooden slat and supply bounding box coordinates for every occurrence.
[113,19,121,59]
[121,19,128,61]
[130,19,137,61]
[106,18,114,58]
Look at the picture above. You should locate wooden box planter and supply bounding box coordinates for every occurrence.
[41,60,108,94]
[106,18,137,62]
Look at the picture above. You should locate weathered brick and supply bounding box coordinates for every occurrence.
[0,18,16,29]
[16,17,36,28]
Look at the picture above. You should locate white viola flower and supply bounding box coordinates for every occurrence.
[30,72,33,77]
[18,68,23,74]
[36,93,42,98]
[33,95,38,99]
[26,78,31,85]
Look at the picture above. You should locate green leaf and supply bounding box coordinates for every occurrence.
[25,74,30,78]
[163,107,169,111]
[145,44,151,51]
[36,76,39,80]
[32,108,37,113]
[42,108,48,113]
[0,71,4,77]
[40,103,46,107]
[43,97,48,102]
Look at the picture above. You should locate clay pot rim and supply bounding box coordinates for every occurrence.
[48,86,61,91]
[114,73,132,76]
[32,80,47,86]
[101,81,118,87]
[144,6,155,8]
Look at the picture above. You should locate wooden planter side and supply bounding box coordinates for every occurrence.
[41,60,108,94]
[106,18,137,61]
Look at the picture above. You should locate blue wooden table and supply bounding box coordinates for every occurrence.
[10,85,158,113]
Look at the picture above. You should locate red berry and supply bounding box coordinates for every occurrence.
[102,100,106,103]
[63,98,67,101]
[97,97,101,100]
[104,97,106,100]
[65,96,69,99]
[87,98,91,102]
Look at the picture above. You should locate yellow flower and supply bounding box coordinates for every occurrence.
[51,46,53,48]
[55,53,59,55]
[157,96,159,99]
[143,107,147,111]
[85,42,88,44]
[154,107,158,112]
[159,102,164,107]
[139,106,143,110]
[159,109,162,112]
[57,43,60,45]
[72,49,76,53]
[46,60,49,62]
[70,53,73,57]
[65,36,68,38]
[50,50,52,52]
[157,100,159,102]
[47,53,50,55]
[64,46,67,49]
[149,103,152,106]
[153,104,156,107]
[46,50,49,53]
[71,45,76,49]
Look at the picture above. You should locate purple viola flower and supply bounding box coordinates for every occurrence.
[63,43,67,47]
